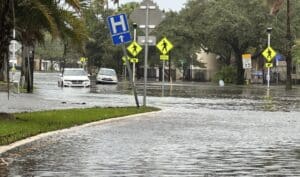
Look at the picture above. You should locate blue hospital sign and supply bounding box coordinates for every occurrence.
[107,14,132,45]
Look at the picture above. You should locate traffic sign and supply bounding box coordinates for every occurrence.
[137,36,157,46]
[80,57,87,63]
[156,37,174,55]
[262,47,276,62]
[242,54,252,69]
[9,40,21,52]
[107,14,131,45]
[127,41,142,57]
[130,0,164,34]
[160,55,169,61]
[123,56,139,63]
[265,63,273,68]
[130,58,139,63]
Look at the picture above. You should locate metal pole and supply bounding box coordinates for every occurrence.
[124,66,126,81]
[122,44,140,107]
[12,30,16,65]
[133,25,137,82]
[267,32,271,89]
[169,51,171,82]
[143,5,149,106]
[162,60,165,96]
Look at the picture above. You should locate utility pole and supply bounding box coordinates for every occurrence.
[286,0,292,90]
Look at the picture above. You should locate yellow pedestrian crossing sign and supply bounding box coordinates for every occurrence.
[127,41,142,57]
[156,37,174,55]
[262,47,276,62]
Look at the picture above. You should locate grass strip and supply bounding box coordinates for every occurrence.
[0,107,160,145]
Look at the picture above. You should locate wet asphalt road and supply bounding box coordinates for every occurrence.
[0,72,300,176]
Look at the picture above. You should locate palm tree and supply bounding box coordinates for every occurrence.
[0,0,13,98]
[15,0,87,92]
[0,0,14,82]
[54,8,89,74]
[0,0,88,92]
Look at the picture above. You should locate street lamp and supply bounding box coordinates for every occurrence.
[267,27,272,47]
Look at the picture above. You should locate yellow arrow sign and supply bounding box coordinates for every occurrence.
[127,41,142,57]
[156,37,174,55]
[265,63,273,68]
[262,47,276,62]
[130,58,139,63]
[160,55,169,61]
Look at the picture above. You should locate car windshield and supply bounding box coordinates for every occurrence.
[64,69,87,76]
[99,69,116,76]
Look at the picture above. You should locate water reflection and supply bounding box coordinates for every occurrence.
[263,89,276,112]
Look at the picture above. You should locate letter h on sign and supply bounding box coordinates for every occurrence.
[107,14,132,45]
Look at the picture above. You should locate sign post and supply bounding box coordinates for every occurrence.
[132,23,137,82]
[107,14,139,107]
[127,41,142,82]
[156,37,174,93]
[130,0,164,106]
[262,28,276,90]
[262,47,276,89]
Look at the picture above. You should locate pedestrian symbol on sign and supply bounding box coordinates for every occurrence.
[132,45,137,55]
[262,47,276,62]
[127,41,142,57]
[268,49,272,58]
[156,37,173,55]
[162,40,167,53]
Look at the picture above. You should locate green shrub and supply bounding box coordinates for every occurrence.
[213,65,237,84]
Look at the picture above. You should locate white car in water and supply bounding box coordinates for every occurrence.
[96,68,118,84]
[58,68,90,87]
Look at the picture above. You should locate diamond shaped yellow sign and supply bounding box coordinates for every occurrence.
[156,37,174,55]
[80,57,87,63]
[262,47,276,62]
[127,41,142,57]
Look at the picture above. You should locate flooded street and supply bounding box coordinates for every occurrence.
[0,72,300,176]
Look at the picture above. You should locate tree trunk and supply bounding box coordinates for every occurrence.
[61,43,68,73]
[234,50,244,85]
[0,0,12,82]
[20,46,26,88]
[28,47,34,93]
[21,45,34,93]
[285,0,292,90]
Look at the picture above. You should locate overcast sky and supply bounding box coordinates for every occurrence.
[110,0,187,12]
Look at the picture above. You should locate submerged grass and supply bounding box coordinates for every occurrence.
[0,107,160,145]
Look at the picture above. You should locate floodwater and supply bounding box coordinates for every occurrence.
[0,72,299,176]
